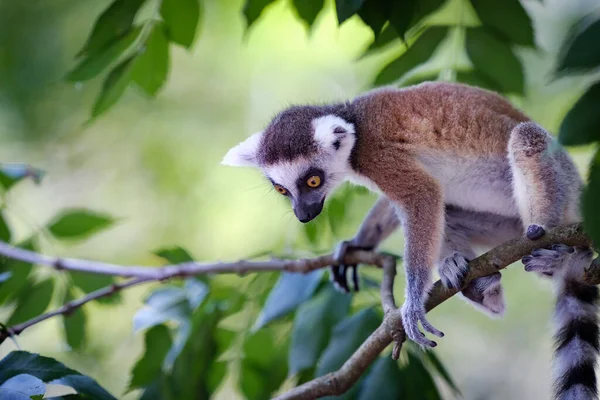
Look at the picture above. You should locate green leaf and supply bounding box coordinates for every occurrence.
[0,212,11,243]
[66,26,143,82]
[388,0,418,41]
[292,0,325,27]
[62,288,87,350]
[357,356,403,400]
[0,374,46,400]
[316,308,380,377]
[335,0,365,24]
[7,279,54,326]
[455,69,503,92]
[558,82,600,146]
[582,149,600,246]
[0,164,45,190]
[154,246,194,264]
[374,27,448,86]
[289,286,351,374]
[465,27,524,94]
[0,240,34,304]
[253,270,323,330]
[243,0,277,28]
[160,0,201,48]
[48,209,113,239]
[127,325,172,391]
[77,0,146,56]
[402,352,441,399]
[91,55,136,118]
[407,0,445,33]
[356,0,388,37]
[423,349,460,395]
[556,12,600,75]
[68,271,121,304]
[362,24,399,57]
[52,375,117,400]
[131,24,170,96]
[470,0,534,46]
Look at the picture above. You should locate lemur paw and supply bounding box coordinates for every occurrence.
[462,273,505,316]
[400,302,444,348]
[438,252,470,289]
[522,244,574,276]
[330,240,369,292]
[526,224,546,240]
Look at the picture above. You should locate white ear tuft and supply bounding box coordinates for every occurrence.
[221,131,264,167]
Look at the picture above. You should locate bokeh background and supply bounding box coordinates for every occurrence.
[0,0,599,398]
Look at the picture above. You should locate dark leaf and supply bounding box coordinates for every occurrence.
[243,0,277,28]
[406,0,446,33]
[253,269,323,330]
[52,375,116,400]
[131,24,170,96]
[0,212,11,243]
[62,289,87,350]
[556,12,600,75]
[471,0,534,46]
[48,209,113,239]
[582,149,600,246]
[66,26,143,82]
[0,164,45,190]
[154,246,194,264]
[388,0,418,41]
[68,272,120,304]
[403,352,441,399]
[160,0,201,48]
[558,82,600,146]
[336,0,365,24]
[455,69,503,92]
[8,279,54,326]
[423,349,460,395]
[362,24,399,57]
[356,0,388,37]
[77,0,146,56]
[465,27,524,94]
[0,240,34,304]
[374,27,448,86]
[292,0,325,27]
[357,356,403,400]
[127,325,172,391]
[91,56,136,118]
[0,374,45,400]
[289,286,351,374]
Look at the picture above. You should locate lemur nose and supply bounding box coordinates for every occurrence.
[295,201,324,223]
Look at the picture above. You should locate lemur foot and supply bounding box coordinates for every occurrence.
[330,240,370,292]
[401,302,444,348]
[526,224,545,240]
[439,252,470,289]
[462,272,505,315]
[522,244,574,276]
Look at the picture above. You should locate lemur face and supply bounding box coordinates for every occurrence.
[222,106,355,223]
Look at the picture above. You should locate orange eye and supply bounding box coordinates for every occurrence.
[274,185,288,195]
[306,176,321,188]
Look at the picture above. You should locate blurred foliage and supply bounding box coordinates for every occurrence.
[1,0,600,399]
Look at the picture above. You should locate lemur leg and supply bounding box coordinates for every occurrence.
[438,206,521,316]
[331,196,400,291]
[508,122,583,240]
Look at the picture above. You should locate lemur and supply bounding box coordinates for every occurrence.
[222,82,595,395]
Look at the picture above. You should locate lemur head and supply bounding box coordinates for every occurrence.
[222,104,356,223]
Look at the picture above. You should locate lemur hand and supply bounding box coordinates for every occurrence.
[401,299,444,348]
[330,240,372,292]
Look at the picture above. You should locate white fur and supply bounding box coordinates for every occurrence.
[221,131,263,167]
[312,115,355,148]
[263,158,311,198]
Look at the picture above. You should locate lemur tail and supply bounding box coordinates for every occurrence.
[553,248,599,400]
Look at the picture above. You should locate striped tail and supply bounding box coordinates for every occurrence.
[553,248,599,400]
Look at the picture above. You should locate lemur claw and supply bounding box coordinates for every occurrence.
[439,252,470,290]
[523,244,574,275]
[526,224,545,240]
[401,303,443,348]
[330,240,369,292]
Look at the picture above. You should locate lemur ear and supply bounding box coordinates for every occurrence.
[221,131,263,167]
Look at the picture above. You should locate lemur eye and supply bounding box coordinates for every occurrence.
[306,176,321,188]
[274,185,288,195]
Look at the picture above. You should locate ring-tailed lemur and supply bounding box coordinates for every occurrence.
[221,82,584,349]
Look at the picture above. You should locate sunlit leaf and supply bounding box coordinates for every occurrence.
[48,209,113,239]
[471,0,534,46]
[0,164,44,190]
[292,0,325,27]
[132,24,170,96]
[289,286,351,374]
[91,55,136,118]
[7,279,54,326]
[465,27,524,94]
[77,0,145,56]
[0,212,11,243]
[0,240,34,304]
[582,149,600,246]
[423,349,460,395]
[68,272,121,304]
[252,269,323,330]
[0,374,45,400]
[66,26,143,82]
[160,0,201,48]
[127,325,172,391]
[336,0,365,24]
[558,82,600,146]
[62,288,87,350]
[154,246,194,264]
[556,12,600,75]
[374,27,448,86]
[357,356,403,400]
[243,0,277,28]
